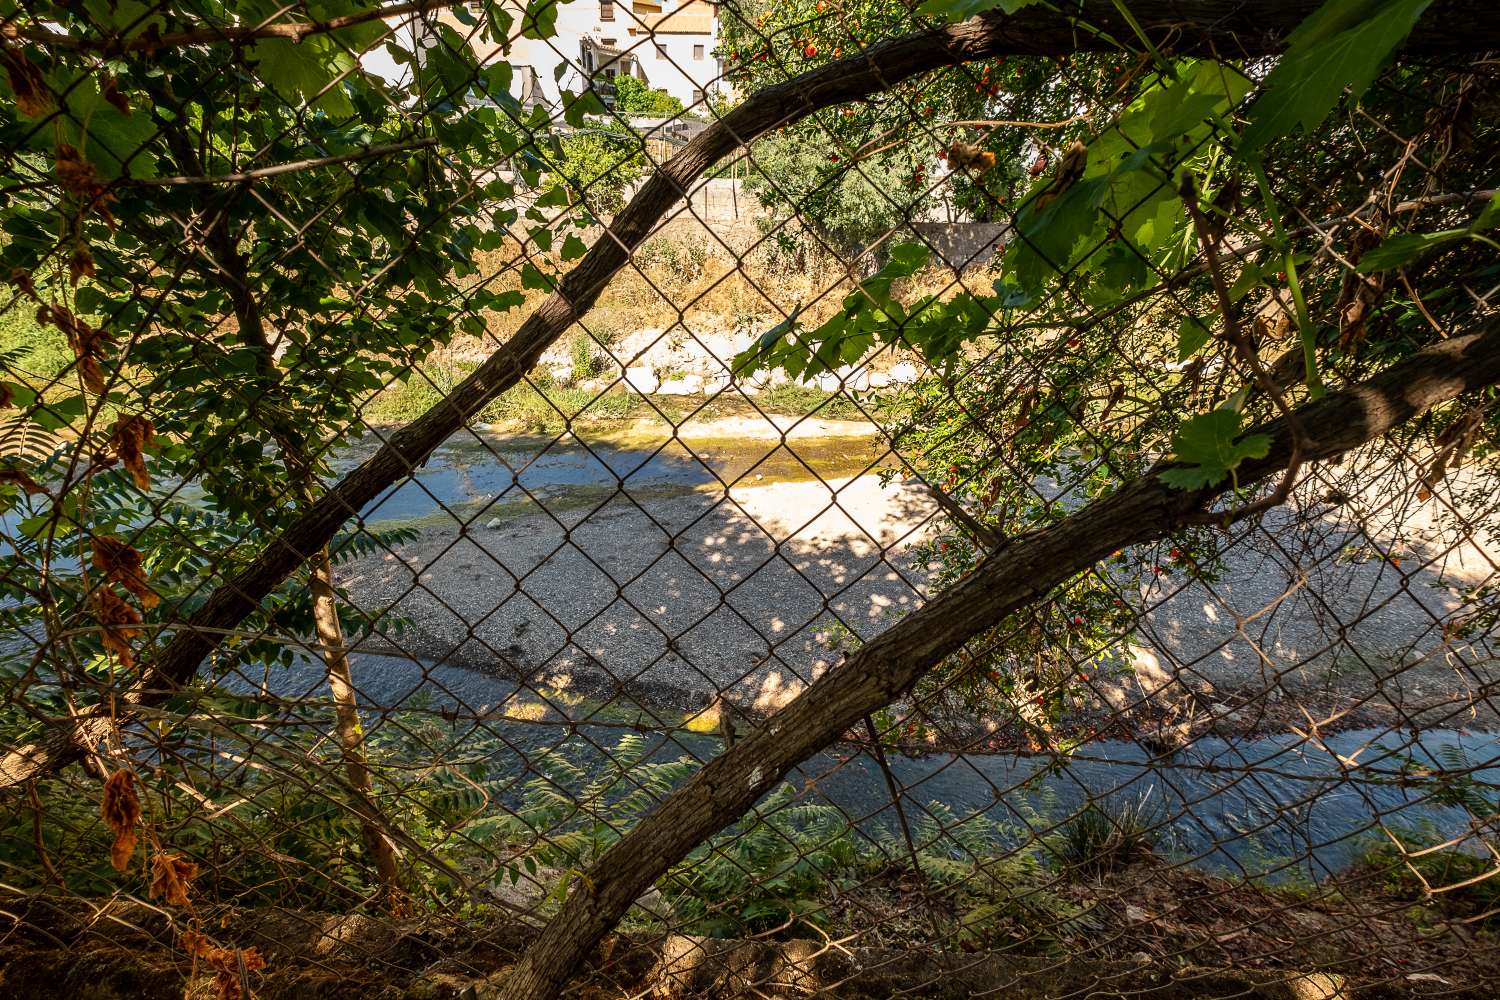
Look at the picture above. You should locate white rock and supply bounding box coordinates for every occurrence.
[816,371,844,393]
[868,372,892,389]
[704,372,731,393]
[890,360,920,384]
[657,375,704,396]
[624,365,660,394]
[485,518,503,530]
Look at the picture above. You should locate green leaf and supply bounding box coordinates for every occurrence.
[523,0,567,40]
[1355,230,1463,272]
[1473,191,1500,231]
[1240,0,1435,153]
[521,262,555,291]
[1176,315,1213,361]
[562,89,607,128]
[1160,409,1273,490]
[915,0,1040,22]
[1356,192,1500,272]
[561,234,588,260]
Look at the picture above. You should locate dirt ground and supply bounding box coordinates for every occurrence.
[2,860,1494,999]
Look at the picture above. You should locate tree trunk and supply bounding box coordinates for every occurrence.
[308,545,406,908]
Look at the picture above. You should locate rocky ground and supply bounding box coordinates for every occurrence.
[336,415,1500,744]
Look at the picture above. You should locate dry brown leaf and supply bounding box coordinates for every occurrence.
[948,142,997,174]
[90,586,143,669]
[91,534,159,609]
[53,143,117,227]
[38,303,115,394]
[101,769,141,872]
[2,51,51,119]
[69,245,95,286]
[108,415,156,490]
[148,852,198,907]
[182,931,268,1000]
[100,74,130,116]
[54,143,99,198]
[0,468,44,494]
[9,268,38,301]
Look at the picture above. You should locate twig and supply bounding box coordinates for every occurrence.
[946,114,1092,130]
[1179,172,1305,526]
[131,137,439,186]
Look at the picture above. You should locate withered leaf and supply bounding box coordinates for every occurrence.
[53,143,117,227]
[91,534,159,609]
[10,269,39,301]
[181,931,268,1000]
[0,467,45,494]
[148,852,198,907]
[101,769,141,872]
[2,51,51,119]
[91,586,143,669]
[108,415,156,490]
[69,245,95,286]
[100,74,130,116]
[38,303,115,394]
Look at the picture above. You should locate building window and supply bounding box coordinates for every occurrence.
[693,44,704,60]
[601,38,616,46]
[692,88,704,104]
[600,0,614,20]
[656,43,666,57]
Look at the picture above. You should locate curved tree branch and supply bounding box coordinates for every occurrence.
[489,322,1500,1000]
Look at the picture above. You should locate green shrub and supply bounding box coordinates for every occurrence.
[612,76,685,116]
[1054,800,1155,877]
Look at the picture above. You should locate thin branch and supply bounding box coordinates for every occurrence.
[132,137,439,186]
[1180,172,1304,525]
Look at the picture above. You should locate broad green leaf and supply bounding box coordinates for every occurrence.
[1355,230,1463,273]
[561,234,588,260]
[915,0,1040,22]
[562,89,608,128]
[1176,315,1214,361]
[521,262,555,291]
[1357,193,1500,272]
[1240,0,1434,152]
[523,0,568,40]
[1159,409,1272,490]
[1473,191,1500,231]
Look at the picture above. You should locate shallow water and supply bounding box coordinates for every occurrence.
[341,428,890,524]
[228,652,1500,883]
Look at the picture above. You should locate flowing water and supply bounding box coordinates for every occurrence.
[233,652,1500,883]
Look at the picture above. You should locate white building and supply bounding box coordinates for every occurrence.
[365,2,726,115]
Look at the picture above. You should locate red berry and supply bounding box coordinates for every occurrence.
[830,153,839,162]
[804,44,817,57]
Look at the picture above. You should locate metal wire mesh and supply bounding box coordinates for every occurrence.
[1,2,1497,998]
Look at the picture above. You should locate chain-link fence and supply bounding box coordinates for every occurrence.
[1,2,1498,998]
